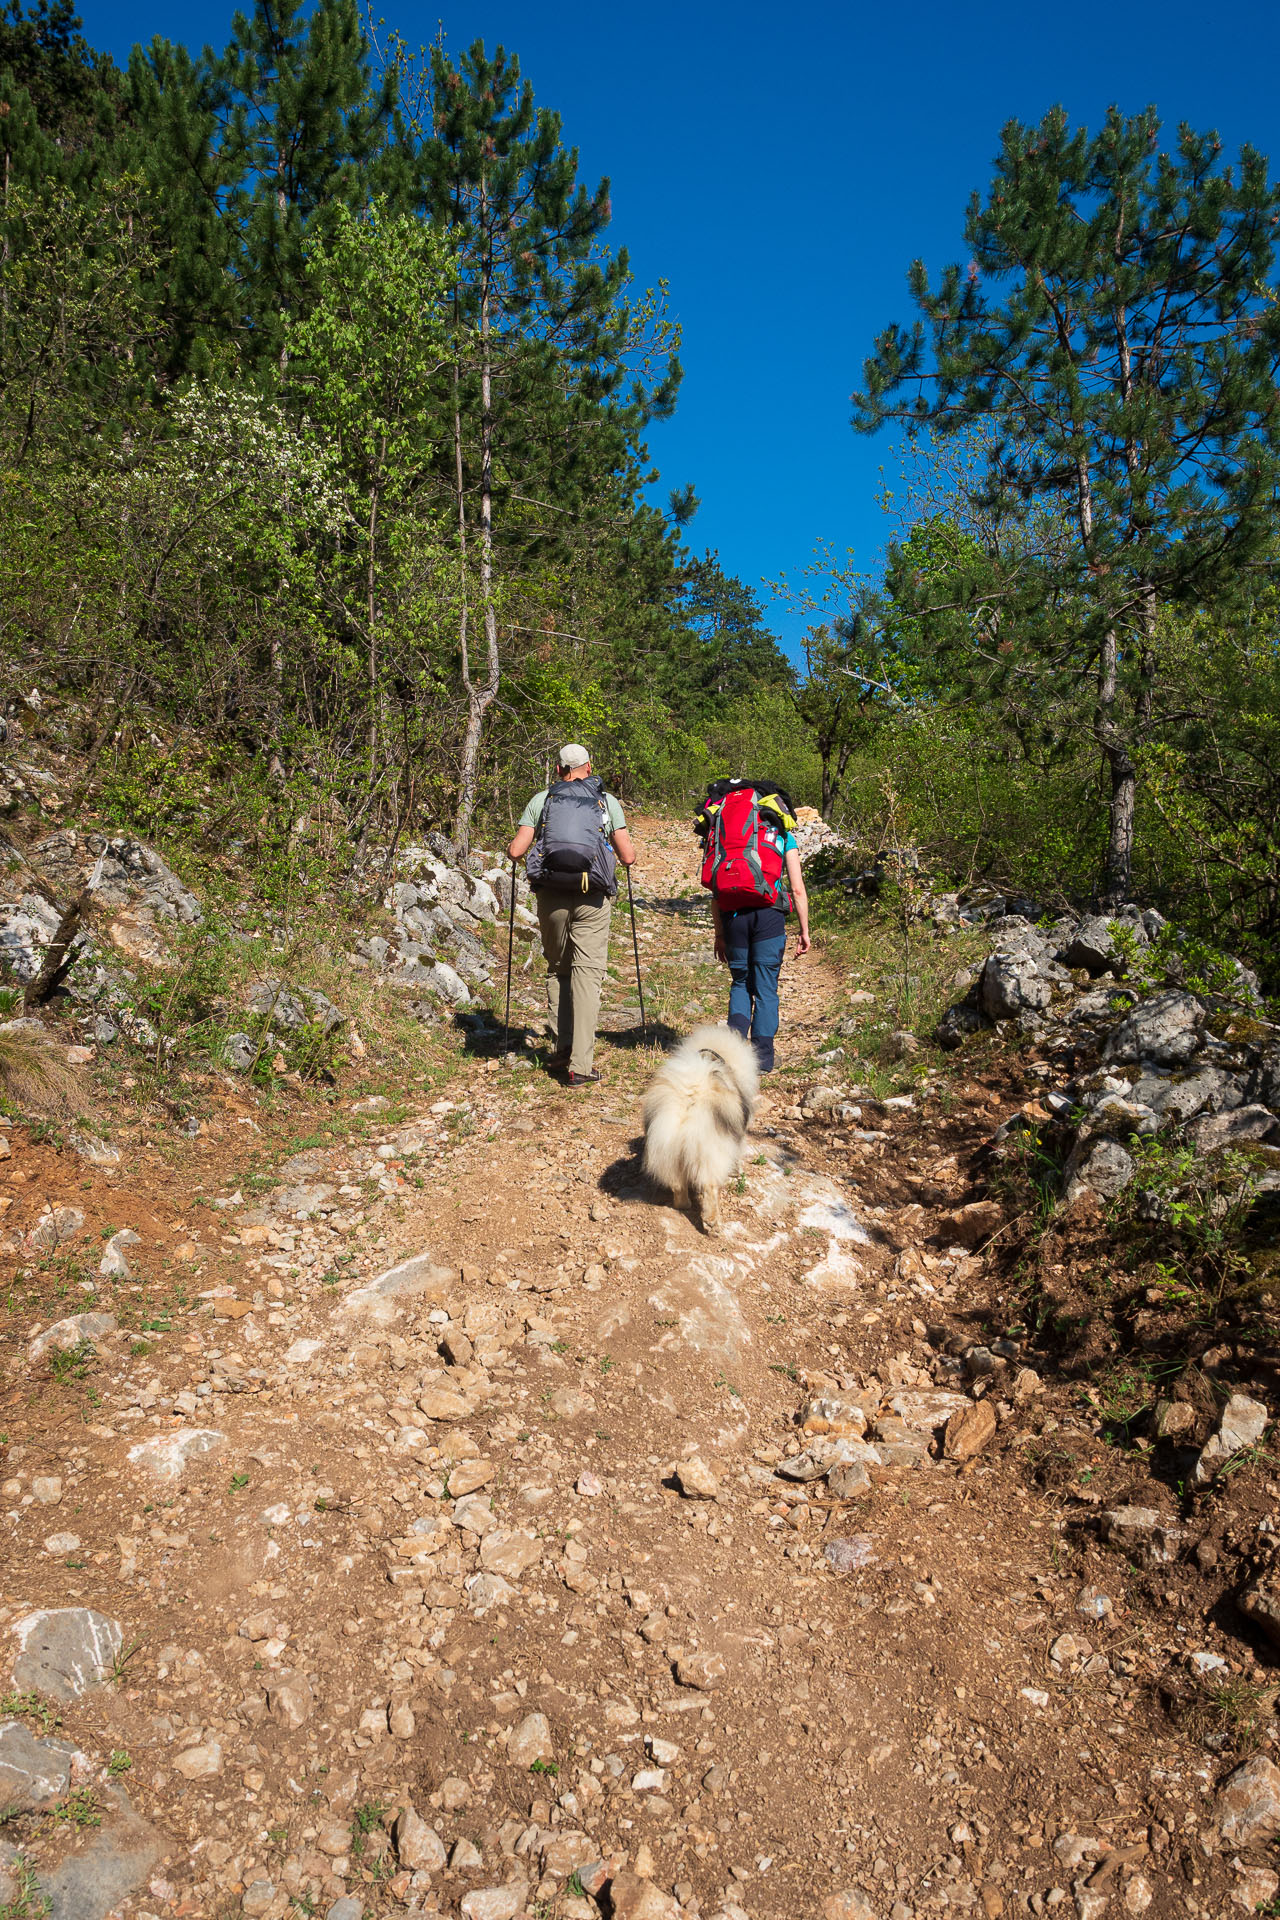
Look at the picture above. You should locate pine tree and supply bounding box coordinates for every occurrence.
[415,38,680,851]
[212,0,395,370]
[854,105,1280,902]
[121,38,238,379]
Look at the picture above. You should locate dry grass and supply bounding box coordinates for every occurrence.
[0,1020,88,1119]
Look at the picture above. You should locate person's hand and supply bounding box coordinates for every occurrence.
[794,929,812,956]
[714,933,727,962]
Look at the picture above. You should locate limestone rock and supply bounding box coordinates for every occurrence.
[1218,1753,1280,1845]
[36,1785,169,1919]
[394,1807,447,1871]
[449,1458,493,1497]
[28,1206,87,1253]
[1104,990,1204,1067]
[980,950,1052,1022]
[127,1429,225,1479]
[460,1891,524,1920]
[100,1228,140,1278]
[0,1719,75,1812]
[1100,1505,1183,1569]
[11,1607,123,1702]
[1193,1394,1269,1487]
[1237,1582,1280,1649]
[266,1673,314,1730]
[1187,1104,1279,1153]
[479,1529,542,1580]
[674,1649,726,1691]
[823,1894,877,1920]
[1065,1136,1135,1203]
[339,1254,454,1325]
[28,1310,114,1362]
[605,1870,682,1919]
[506,1710,554,1770]
[943,1398,998,1461]
[672,1456,718,1500]
[173,1741,223,1780]
[800,1394,869,1438]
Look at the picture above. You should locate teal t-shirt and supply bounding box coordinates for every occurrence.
[520,787,627,832]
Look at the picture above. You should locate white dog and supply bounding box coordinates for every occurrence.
[642,1024,759,1233]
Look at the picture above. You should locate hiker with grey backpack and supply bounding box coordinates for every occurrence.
[507,745,636,1086]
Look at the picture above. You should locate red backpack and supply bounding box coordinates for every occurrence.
[699,784,794,912]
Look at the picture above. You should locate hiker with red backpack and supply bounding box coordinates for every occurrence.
[508,745,635,1087]
[696,778,811,1075]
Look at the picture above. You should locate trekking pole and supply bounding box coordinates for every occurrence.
[503,857,516,1058]
[626,863,647,1042]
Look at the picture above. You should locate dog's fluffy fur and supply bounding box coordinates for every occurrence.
[642,1024,759,1232]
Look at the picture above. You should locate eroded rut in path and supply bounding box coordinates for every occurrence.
[0,821,1241,1920]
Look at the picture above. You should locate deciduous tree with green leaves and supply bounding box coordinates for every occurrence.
[853,105,1280,902]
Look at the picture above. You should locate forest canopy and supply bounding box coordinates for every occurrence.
[2,6,1279,979]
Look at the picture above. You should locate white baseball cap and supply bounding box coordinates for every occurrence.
[558,743,590,769]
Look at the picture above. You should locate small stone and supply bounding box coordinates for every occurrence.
[1218,1754,1280,1845]
[266,1673,314,1730]
[1100,1505,1182,1569]
[674,1650,726,1691]
[418,1386,473,1421]
[389,1703,415,1738]
[173,1741,223,1780]
[672,1457,719,1500]
[824,1535,876,1574]
[460,1892,523,1920]
[242,1880,276,1917]
[1073,1877,1109,1920]
[1152,1398,1197,1440]
[827,1461,873,1499]
[394,1807,446,1871]
[27,1207,87,1253]
[441,1774,471,1811]
[1234,1866,1280,1912]
[451,1836,483,1870]
[327,1901,364,1920]
[823,1894,876,1920]
[576,1470,604,1497]
[506,1710,554,1769]
[449,1458,494,1497]
[100,1228,141,1278]
[943,1398,998,1461]
[479,1529,542,1580]
[606,1870,682,1920]
[1122,1874,1153,1915]
[30,1476,62,1506]
[801,1395,869,1438]
[43,1532,81,1555]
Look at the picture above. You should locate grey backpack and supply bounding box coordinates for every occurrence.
[526,777,618,897]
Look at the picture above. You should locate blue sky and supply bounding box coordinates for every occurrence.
[82,0,1280,657]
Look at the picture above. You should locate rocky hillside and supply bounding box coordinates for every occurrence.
[0,762,1279,1920]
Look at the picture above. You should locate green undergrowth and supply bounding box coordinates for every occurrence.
[806,855,988,1081]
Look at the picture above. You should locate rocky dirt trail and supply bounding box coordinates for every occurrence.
[1,820,1275,1920]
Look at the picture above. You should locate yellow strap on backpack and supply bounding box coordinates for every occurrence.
[758,792,797,833]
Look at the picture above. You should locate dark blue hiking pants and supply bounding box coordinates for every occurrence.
[723,906,787,1074]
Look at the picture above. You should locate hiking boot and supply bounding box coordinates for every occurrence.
[567,1068,601,1087]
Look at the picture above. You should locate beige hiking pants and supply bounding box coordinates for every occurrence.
[536,891,613,1074]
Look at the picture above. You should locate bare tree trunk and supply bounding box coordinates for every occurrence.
[454,177,500,858]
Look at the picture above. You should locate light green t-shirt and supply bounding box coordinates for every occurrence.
[520,787,627,833]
